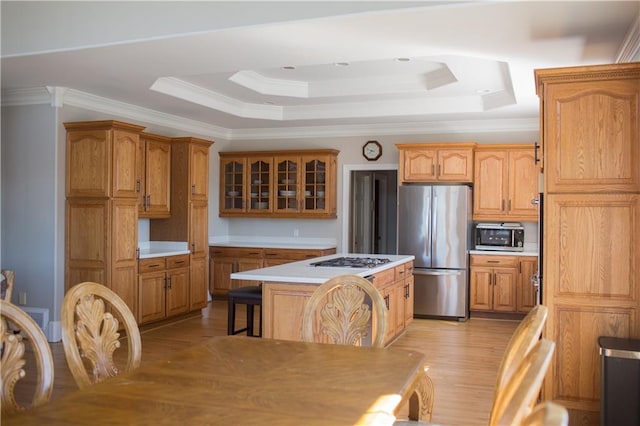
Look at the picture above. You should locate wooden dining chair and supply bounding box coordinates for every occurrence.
[489,339,556,426]
[61,282,142,390]
[0,300,54,415]
[520,401,569,426]
[301,274,387,347]
[1,269,15,302]
[494,305,548,393]
[302,275,435,424]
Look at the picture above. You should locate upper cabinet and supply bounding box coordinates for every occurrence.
[66,120,145,198]
[138,133,171,218]
[536,63,640,193]
[397,143,475,183]
[219,149,339,219]
[473,145,538,221]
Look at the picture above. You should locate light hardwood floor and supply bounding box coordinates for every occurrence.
[38,300,518,425]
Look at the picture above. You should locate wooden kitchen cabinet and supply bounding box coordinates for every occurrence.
[470,255,518,313]
[397,143,475,183]
[209,246,336,297]
[137,133,171,218]
[516,256,537,313]
[66,120,144,199]
[65,121,144,316]
[535,63,640,419]
[219,150,339,219]
[473,145,538,221]
[138,254,190,324]
[150,137,213,314]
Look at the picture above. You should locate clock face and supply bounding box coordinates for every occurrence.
[363,141,382,161]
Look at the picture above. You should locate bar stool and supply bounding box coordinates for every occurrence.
[227,285,262,337]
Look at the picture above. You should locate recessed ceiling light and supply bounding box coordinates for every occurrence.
[395,57,411,62]
[477,89,492,94]
[263,101,275,105]
[334,62,350,67]
[281,66,296,70]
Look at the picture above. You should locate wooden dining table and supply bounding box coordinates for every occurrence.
[5,336,429,425]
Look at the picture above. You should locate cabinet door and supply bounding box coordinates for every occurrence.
[189,257,208,311]
[143,138,171,217]
[275,155,301,213]
[138,271,166,324]
[493,268,517,312]
[474,150,508,217]
[220,157,246,213]
[401,149,438,182]
[247,156,273,213]
[393,281,406,336]
[381,286,395,344]
[211,258,235,295]
[190,143,210,201]
[437,148,474,182]
[404,274,414,326]
[166,267,189,317]
[508,150,538,219]
[112,128,141,199]
[517,257,538,313]
[544,79,640,193]
[470,267,493,311]
[110,198,139,317]
[236,258,264,289]
[301,155,333,216]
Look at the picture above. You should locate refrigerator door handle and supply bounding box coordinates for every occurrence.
[413,269,464,276]
[430,193,438,257]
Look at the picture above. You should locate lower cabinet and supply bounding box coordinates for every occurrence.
[372,262,414,345]
[138,254,190,324]
[470,254,538,316]
[209,246,336,298]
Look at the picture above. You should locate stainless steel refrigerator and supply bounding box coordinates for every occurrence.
[398,184,472,320]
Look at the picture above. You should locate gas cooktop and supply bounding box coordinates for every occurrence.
[309,257,391,268]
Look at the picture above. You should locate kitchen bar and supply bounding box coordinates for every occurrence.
[231,253,415,345]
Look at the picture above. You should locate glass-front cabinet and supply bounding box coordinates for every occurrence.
[219,150,338,218]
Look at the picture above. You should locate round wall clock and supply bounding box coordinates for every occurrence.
[362,140,382,161]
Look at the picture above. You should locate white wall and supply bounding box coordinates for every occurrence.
[1,104,62,334]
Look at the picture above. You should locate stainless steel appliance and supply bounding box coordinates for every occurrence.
[475,222,525,251]
[397,184,472,320]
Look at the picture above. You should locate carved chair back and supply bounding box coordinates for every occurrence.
[489,339,555,426]
[0,300,54,415]
[520,401,569,426]
[61,282,142,390]
[301,274,387,348]
[1,269,15,302]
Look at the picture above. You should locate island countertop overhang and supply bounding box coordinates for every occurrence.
[230,253,415,284]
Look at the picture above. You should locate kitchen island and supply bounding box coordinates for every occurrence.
[231,253,415,345]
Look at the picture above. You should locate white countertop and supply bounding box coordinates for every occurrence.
[231,253,414,284]
[138,241,190,259]
[209,236,337,250]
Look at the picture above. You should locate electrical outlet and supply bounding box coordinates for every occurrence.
[19,292,27,305]
[293,228,299,237]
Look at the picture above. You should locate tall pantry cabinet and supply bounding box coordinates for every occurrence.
[150,137,213,311]
[64,121,145,314]
[535,63,640,423]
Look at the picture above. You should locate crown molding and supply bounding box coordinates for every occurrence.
[617,12,640,62]
[2,86,538,141]
[228,117,539,141]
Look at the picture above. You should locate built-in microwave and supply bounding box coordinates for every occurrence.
[475,223,524,251]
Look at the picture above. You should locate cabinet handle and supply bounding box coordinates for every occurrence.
[508,199,512,211]
[136,248,140,259]
[175,260,185,265]
[191,184,196,195]
[191,243,196,253]
[501,200,505,211]
[384,295,390,310]
[436,164,441,176]
[136,179,141,193]
[431,164,435,175]
[167,276,172,289]
[487,260,500,264]
[148,263,161,268]
[405,284,410,299]
[534,141,540,164]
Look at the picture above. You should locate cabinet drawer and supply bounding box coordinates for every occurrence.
[166,254,189,269]
[471,255,518,267]
[139,257,166,273]
[209,247,264,258]
[371,268,395,290]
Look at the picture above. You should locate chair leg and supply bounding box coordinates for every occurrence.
[246,304,254,337]
[227,299,235,335]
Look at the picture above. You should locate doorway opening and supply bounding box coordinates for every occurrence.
[349,170,398,254]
